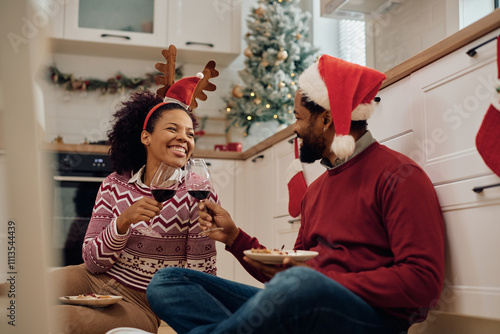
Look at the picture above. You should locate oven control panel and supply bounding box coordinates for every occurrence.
[53,153,113,176]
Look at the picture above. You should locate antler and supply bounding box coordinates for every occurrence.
[154,45,177,98]
[189,60,219,110]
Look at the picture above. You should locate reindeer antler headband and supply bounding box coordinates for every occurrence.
[143,45,219,130]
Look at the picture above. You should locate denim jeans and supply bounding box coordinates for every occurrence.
[147,266,407,334]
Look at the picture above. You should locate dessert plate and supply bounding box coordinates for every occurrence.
[59,295,122,307]
[243,250,318,264]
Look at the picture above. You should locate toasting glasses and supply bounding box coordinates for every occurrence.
[185,159,223,236]
[137,163,181,237]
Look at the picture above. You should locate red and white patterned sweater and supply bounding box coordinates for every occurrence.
[82,171,218,291]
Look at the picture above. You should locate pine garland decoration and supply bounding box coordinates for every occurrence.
[223,0,318,135]
[48,65,184,94]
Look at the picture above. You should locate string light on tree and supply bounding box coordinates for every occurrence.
[222,0,318,135]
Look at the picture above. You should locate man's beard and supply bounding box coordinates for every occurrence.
[299,130,327,163]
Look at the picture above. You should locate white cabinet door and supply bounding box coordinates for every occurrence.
[205,158,237,281]
[63,0,167,47]
[434,174,500,320]
[274,215,301,250]
[370,76,414,143]
[243,148,275,247]
[167,0,241,54]
[411,29,500,184]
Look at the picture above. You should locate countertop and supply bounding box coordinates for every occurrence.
[42,9,500,160]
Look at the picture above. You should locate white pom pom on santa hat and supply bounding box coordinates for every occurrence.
[298,55,386,159]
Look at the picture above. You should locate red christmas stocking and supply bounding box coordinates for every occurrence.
[287,138,307,218]
[476,36,500,177]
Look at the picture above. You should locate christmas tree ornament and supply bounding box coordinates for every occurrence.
[476,36,500,177]
[255,6,266,16]
[244,47,253,57]
[287,137,307,218]
[296,33,302,40]
[261,60,269,67]
[232,85,243,98]
[277,50,288,60]
[143,45,219,130]
[254,98,262,105]
[298,55,386,160]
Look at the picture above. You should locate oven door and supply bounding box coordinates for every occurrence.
[52,175,105,266]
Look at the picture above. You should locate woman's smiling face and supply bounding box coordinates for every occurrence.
[142,108,195,169]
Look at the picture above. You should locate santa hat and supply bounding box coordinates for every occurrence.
[298,55,386,160]
[143,72,204,130]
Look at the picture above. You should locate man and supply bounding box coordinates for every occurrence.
[146,55,445,334]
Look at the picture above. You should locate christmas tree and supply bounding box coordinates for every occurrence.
[224,0,318,135]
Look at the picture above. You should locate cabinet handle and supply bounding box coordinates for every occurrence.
[186,41,214,48]
[288,218,301,224]
[472,182,500,193]
[466,36,497,57]
[251,154,264,163]
[101,34,131,40]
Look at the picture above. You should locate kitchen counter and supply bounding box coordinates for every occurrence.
[42,9,500,160]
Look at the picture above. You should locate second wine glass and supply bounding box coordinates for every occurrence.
[137,162,181,237]
[185,159,223,236]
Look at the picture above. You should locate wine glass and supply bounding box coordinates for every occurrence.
[185,159,223,236]
[137,162,181,237]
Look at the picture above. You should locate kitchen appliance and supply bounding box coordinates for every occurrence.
[51,152,113,266]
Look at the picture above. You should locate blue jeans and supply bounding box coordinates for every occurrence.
[147,267,406,334]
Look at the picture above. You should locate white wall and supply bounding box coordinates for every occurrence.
[370,0,460,72]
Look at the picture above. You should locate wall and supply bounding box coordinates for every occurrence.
[39,53,241,150]
[371,0,459,72]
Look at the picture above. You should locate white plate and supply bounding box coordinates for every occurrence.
[59,295,123,307]
[243,250,318,264]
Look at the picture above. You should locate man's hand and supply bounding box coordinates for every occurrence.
[198,201,240,246]
[243,256,311,280]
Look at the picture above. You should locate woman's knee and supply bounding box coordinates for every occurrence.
[147,267,189,302]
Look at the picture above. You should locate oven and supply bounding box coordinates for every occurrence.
[51,152,113,266]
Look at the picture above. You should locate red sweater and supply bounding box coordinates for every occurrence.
[228,142,444,323]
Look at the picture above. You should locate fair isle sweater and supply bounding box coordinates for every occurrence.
[82,170,218,291]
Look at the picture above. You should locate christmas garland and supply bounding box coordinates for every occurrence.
[48,65,184,94]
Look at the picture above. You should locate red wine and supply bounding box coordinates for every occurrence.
[188,190,210,200]
[151,189,176,202]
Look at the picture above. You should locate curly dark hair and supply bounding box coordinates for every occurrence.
[108,90,198,175]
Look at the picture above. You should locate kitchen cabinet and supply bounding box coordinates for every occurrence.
[51,0,241,63]
[205,158,238,281]
[274,215,301,250]
[63,0,167,48]
[167,0,241,55]
[412,30,499,185]
[273,136,295,218]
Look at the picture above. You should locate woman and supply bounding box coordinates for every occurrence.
[50,89,219,334]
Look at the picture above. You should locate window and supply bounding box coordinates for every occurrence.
[337,19,366,66]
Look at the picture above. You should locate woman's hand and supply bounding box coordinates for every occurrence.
[198,201,239,246]
[116,198,162,234]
